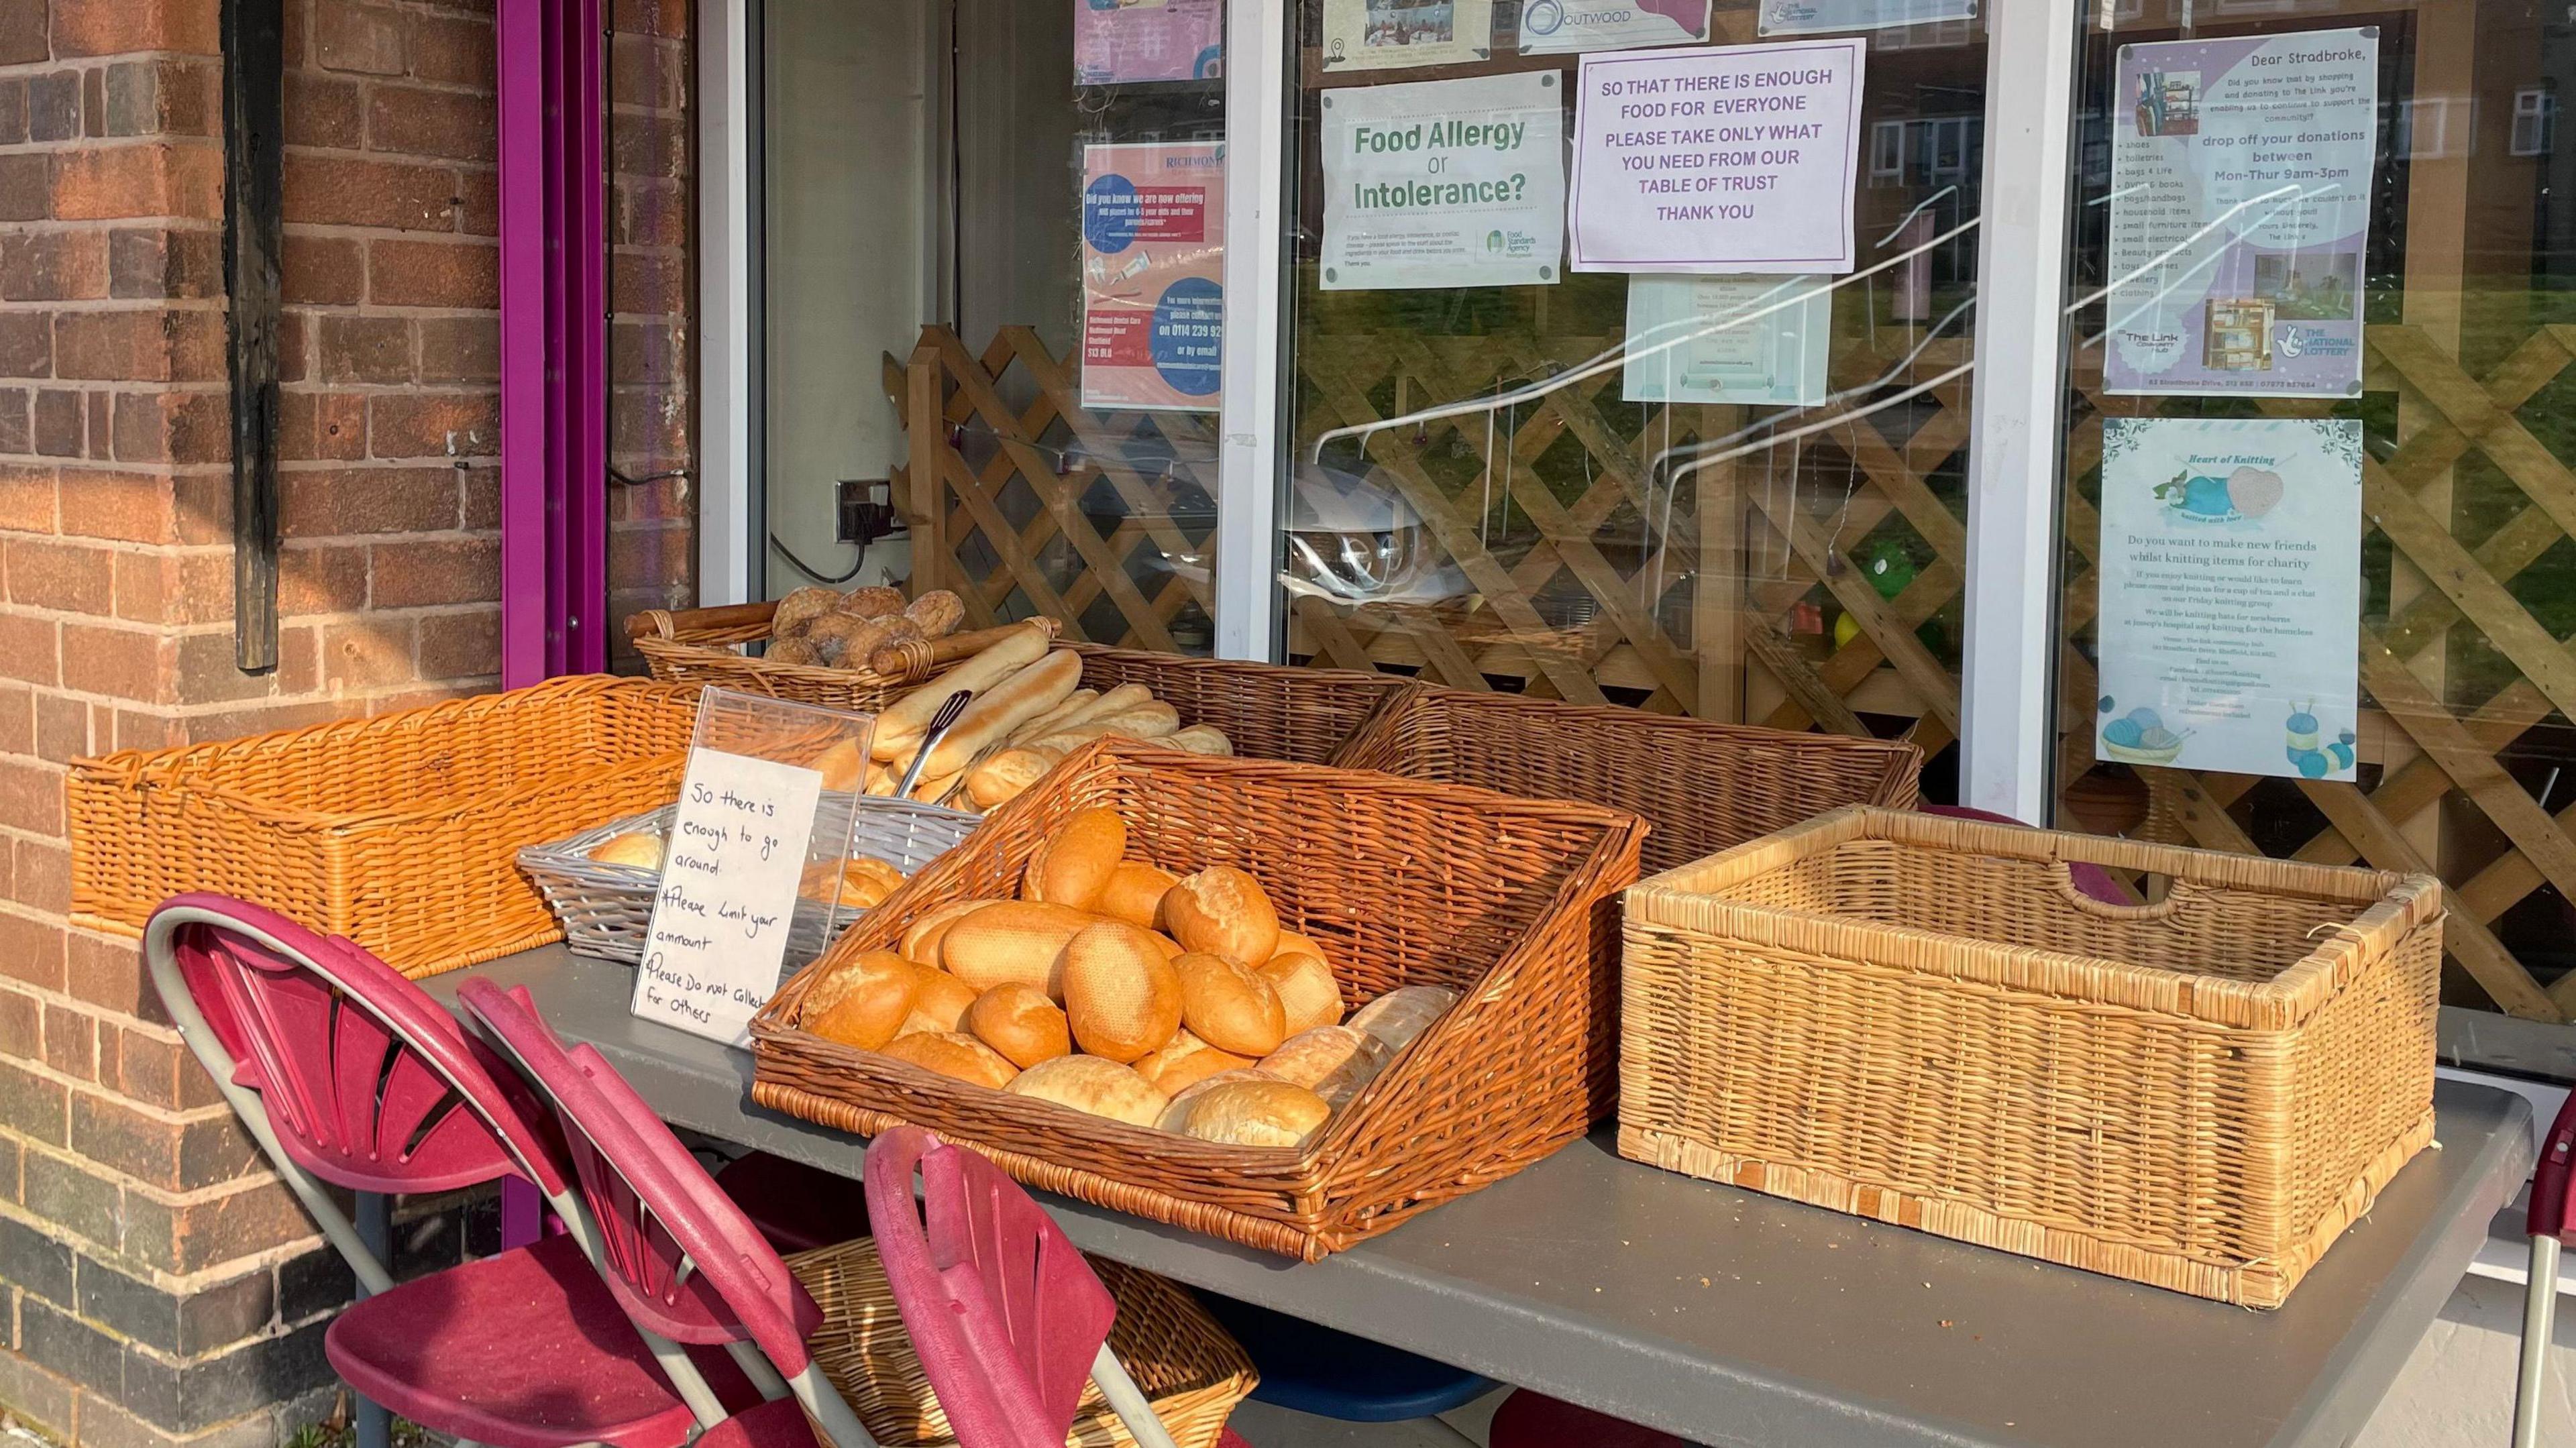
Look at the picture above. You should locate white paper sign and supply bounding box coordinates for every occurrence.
[630,750,824,1046]
[1520,0,1711,55]
[1320,0,1493,71]
[1321,72,1566,291]
[1757,0,1975,35]
[1622,274,1831,404]
[2094,417,2364,782]
[1570,39,1865,274]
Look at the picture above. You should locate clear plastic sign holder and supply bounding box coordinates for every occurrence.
[627,687,875,1047]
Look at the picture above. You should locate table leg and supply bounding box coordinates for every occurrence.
[354,1192,392,1448]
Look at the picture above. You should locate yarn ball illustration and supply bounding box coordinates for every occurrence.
[2178,475,2237,519]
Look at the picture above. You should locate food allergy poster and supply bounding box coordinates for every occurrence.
[1320,72,1565,290]
[1621,274,1831,404]
[1569,39,1864,275]
[2094,417,2364,782]
[1756,0,1974,36]
[1074,0,1223,85]
[1520,0,1711,56]
[2105,28,2378,398]
[1321,0,1493,72]
[1080,142,1225,411]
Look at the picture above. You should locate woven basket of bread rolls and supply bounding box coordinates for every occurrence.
[750,738,1648,1260]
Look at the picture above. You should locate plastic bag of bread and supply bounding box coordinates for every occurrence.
[1349,985,1460,1053]
[1258,1025,1390,1109]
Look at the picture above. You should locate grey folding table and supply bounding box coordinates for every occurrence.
[427,944,2534,1448]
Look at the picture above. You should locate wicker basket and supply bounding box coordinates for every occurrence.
[1619,806,2443,1307]
[69,676,698,979]
[786,1236,1255,1448]
[752,738,1648,1260]
[1329,684,1923,873]
[521,797,981,965]
[631,600,1407,763]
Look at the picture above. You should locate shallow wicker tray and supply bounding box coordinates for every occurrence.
[752,738,1648,1260]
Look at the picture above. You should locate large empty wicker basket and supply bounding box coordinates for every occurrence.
[1619,807,2443,1308]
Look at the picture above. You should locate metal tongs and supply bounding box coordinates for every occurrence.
[2513,1089,2576,1447]
[893,690,973,801]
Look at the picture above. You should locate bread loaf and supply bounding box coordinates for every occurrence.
[870,621,1050,759]
[772,586,841,637]
[1046,682,1152,734]
[899,899,989,967]
[903,588,966,637]
[1171,1078,1332,1149]
[879,1031,1018,1090]
[1009,689,1096,746]
[587,832,663,869]
[810,738,867,792]
[1160,725,1233,757]
[900,968,980,1036]
[967,983,1071,1070]
[965,747,1061,810]
[938,900,1098,996]
[1061,922,1183,1063]
[1174,952,1287,1057]
[1095,860,1178,930]
[1258,1025,1390,1108]
[1350,985,1460,1053]
[841,586,907,619]
[918,649,1083,779]
[1004,1055,1167,1127]
[802,950,918,1052]
[1022,702,1181,756]
[1257,952,1342,1035]
[1022,807,1126,909]
[1163,867,1281,965]
[1131,1028,1250,1096]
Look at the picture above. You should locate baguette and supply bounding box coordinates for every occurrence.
[1160,725,1232,757]
[908,769,962,803]
[965,747,1061,810]
[920,649,1083,779]
[1045,682,1152,734]
[1022,701,1181,755]
[1010,689,1097,745]
[870,621,1051,759]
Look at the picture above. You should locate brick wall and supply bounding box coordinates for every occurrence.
[0,1,696,1443]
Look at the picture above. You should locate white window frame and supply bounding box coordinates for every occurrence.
[2513,86,2555,158]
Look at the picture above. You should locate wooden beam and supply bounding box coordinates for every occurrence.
[220,0,284,673]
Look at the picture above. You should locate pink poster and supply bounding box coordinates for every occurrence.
[1081,142,1226,412]
[1075,0,1224,85]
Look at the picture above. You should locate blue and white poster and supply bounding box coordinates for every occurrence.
[2094,417,2363,781]
[1757,0,1974,36]
[1521,0,1711,56]
[1621,274,1830,404]
[1080,142,1224,412]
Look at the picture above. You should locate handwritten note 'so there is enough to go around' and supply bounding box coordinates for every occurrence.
[629,748,825,1047]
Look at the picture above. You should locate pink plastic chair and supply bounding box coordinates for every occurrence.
[458,979,878,1448]
[861,1125,1251,1448]
[141,894,741,1448]
[1919,803,2131,904]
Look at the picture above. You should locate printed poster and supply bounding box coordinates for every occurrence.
[2106,28,2378,398]
[1570,38,1866,274]
[1621,274,1830,405]
[1521,0,1711,56]
[1320,72,1565,290]
[1321,0,1493,72]
[1757,0,1975,35]
[2094,417,2364,782]
[1075,0,1223,85]
[1081,142,1226,411]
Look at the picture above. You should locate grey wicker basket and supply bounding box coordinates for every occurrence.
[520,795,981,965]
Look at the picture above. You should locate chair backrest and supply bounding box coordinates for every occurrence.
[1920,804,2130,904]
[861,1126,1120,1448]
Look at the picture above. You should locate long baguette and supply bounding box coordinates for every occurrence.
[1040,681,1151,736]
[920,649,1084,779]
[1022,701,1181,756]
[870,621,1051,759]
[1008,688,1097,746]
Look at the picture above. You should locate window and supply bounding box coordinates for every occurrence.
[2514,86,2555,157]
[1870,120,1907,183]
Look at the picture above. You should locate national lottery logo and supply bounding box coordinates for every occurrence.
[2274,325,2355,360]
[2277,325,2307,359]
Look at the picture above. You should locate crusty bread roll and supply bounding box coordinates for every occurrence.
[767,636,823,666]
[1171,1077,1331,1149]
[1023,807,1127,909]
[1143,930,1185,960]
[1273,929,1327,962]
[879,1030,1018,1090]
[839,857,906,908]
[772,586,841,637]
[1163,866,1281,965]
[965,747,1062,810]
[1131,1027,1250,1097]
[804,612,895,668]
[1155,1069,1269,1133]
[871,622,1051,760]
[919,650,1083,779]
[1005,1055,1167,1127]
[1160,725,1232,757]
[1175,952,1287,1058]
[1061,922,1183,1063]
[587,831,663,869]
[904,588,965,637]
[900,968,980,1036]
[938,901,1099,996]
[1095,860,1178,930]
[841,585,907,618]
[1349,985,1460,1053]
[899,899,989,967]
[802,950,918,1052]
[1257,1025,1391,1108]
[1257,952,1342,1035]
[967,983,1071,1070]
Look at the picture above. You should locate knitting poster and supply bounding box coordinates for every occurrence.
[1080,142,1226,412]
[1074,0,1223,85]
[2094,418,2363,782]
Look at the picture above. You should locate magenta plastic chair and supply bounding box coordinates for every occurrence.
[1920,803,2130,904]
[1487,1391,1697,1447]
[862,1125,1251,1448]
[458,979,877,1448]
[140,894,738,1448]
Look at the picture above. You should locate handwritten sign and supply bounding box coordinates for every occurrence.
[630,748,824,1046]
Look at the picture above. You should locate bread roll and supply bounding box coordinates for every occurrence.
[587,832,663,869]
[879,1031,1018,1090]
[1350,985,1460,1053]
[841,585,907,619]
[1005,1055,1167,1127]
[1273,930,1327,962]
[938,901,1098,996]
[900,899,989,967]
[773,586,841,637]
[1095,860,1178,930]
[840,857,906,908]
[1023,807,1127,909]
[804,612,894,667]
[1160,725,1233,757]
[908,769,961,804]
[903,589,966,637]
[967,983,1071,1070]
[810,738,867,792]
[1155,1069,1269,1133]
[1132,1028,1250,1096]
[766,636,823,667]
[965,747,1062,810]
[1258,952,1342,1035]
[871,622,1051,759]
[1061,922,1183,1063]
[1164,867,1281,965]
[802,950,919,1052]
[1175,952,1287,1058]
[1258,1025,1391,1109]
[919,650,1083,779]
[899,968,980,1036]
[1144,931,1185,960]
[1171,1078,1331,1149]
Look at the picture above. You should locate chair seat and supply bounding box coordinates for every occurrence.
[716,1151,867,1253]
[691,1395,819,1448]
[1487,1390,1699,1448]
[324,1233,703,1448]
[1191,1292,1491,1423]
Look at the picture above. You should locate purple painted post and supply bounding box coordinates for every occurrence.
[498,0,545,692]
